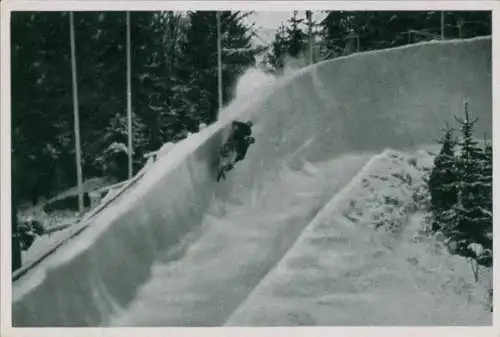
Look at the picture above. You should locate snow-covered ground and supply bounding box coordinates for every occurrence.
[16,178,110,268]
[225,148,492,326]
[20,225,75,268]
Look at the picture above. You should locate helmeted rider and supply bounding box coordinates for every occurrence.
[222,120,254,171]
[230,120,253,142]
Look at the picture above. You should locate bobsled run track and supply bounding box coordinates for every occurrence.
[12,37,492,327]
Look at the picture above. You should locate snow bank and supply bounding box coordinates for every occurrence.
[225,149,491,326]
[12,37,492,326]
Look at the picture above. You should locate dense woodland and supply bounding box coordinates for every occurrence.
[264,10,491,73]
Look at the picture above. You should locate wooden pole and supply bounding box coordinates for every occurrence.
[126,11,133,179]
[217,11,223,115]
[306,10,313,65]
[69,12,84,215]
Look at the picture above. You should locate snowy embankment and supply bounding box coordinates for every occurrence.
[226,148,492,326]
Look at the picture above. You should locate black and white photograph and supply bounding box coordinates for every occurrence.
[1,0,495,331]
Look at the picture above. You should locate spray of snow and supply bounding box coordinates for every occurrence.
[217,67,276,122]
[282,54,308,77]
[235,67,276,99]
[219,57,306,122]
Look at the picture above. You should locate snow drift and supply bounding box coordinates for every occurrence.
[12,37,492,326]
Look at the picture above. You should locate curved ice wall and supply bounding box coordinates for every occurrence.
[12,37,491,326]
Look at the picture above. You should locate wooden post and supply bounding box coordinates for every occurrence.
[69,12,84,215]
[217,11,223,115]
[306,10,313,65]
[126,11,133,179]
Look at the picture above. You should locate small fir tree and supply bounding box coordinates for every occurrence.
[452,102,491,280]
[428,124,458,233]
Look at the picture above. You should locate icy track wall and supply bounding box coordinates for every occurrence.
[12,37,491,326]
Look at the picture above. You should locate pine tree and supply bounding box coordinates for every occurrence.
[264,23,288,74]
[320,11,350,58]
[95,112,148,180]
[11,11,79,202]
[452,103,491,279]
[286,11,306,58]
[130,12,188,152]
[427,125,458,233]
[476,136,493,267]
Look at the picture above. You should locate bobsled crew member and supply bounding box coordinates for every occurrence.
[226,120,254,168]
[231,120,253,140]
[217,120,255,182]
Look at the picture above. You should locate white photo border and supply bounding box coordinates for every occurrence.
[1,1,498,336]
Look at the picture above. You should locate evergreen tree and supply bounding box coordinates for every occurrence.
[130,12,188,152]
[452,103,492,277]
[95,112,148,180]
[11,11,78,202]
[264,23,287,74]
[286,11,306,58]
[73,12,128,176]
[428,125,458,233]
[476,136,493,267]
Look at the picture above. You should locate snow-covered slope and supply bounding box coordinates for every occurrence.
[12,37,492,326]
